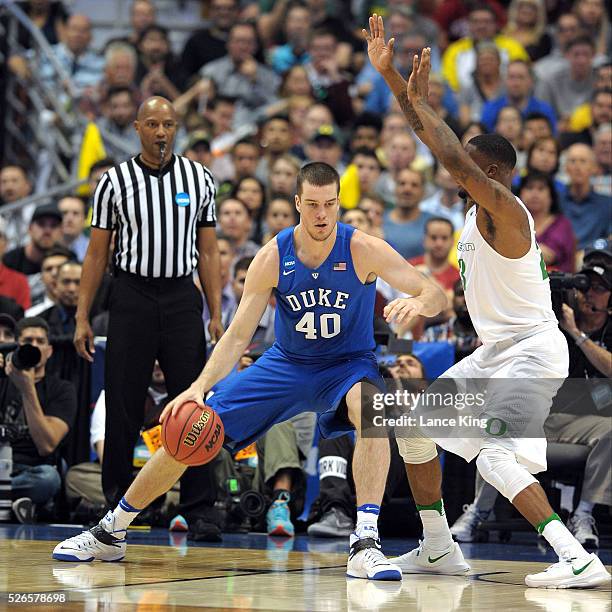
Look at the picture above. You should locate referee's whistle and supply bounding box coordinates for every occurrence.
[158,143,166,184]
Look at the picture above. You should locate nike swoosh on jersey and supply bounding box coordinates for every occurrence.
[428,551,452,563]
[572,559,594,575]
[282,269,295,276]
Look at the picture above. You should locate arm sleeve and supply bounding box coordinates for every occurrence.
[197,165,217,228]
[91,172,115,230]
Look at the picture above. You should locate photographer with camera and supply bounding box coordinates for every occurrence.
[551,249,612,546]
[0,316,76,522]
[558,251,612,379]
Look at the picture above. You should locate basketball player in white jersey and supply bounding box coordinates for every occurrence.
[366,15,611,588]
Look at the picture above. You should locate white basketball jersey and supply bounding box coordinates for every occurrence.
[456,198,557,344]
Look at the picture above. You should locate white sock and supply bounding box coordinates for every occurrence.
[541,518,588,559]
[575,500,595,515]
[417,499,453,551]
[355,503,379,539]
[101,497,142,537]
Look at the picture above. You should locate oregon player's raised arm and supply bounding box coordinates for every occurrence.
[351,231,447,318]
[365,16,524,226]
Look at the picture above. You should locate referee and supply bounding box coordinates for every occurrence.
[75,96,224,539]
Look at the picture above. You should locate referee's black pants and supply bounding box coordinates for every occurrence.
[102,271,217,521]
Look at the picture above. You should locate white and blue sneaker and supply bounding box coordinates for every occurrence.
[346,534,402,581]
[52,511,126,562]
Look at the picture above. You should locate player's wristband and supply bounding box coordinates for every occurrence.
[575,332,588,347]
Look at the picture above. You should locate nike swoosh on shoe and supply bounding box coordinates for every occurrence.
[573,559,594,576]
[428,551,452,563]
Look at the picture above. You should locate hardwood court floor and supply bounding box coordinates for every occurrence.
[1,526,610,611]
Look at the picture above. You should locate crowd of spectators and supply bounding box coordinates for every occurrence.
[0,0,610,538]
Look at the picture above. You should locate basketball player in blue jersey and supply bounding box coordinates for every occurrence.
[366,15,611,588]
[52,161,447,581]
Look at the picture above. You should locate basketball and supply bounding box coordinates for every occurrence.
[161,401,224,466]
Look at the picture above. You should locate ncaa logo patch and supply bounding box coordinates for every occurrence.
[175,192,190,207]
[282,256,296,271]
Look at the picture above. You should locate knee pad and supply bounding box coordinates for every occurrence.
[476,446,537,502]
[396,436,438,464]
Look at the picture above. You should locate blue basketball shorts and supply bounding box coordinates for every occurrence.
[206,344,383,452]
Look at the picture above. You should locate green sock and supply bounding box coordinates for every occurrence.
[536,512,561,534]
[416,499,445,515]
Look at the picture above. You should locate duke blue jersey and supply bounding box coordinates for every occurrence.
[274,223,376,363]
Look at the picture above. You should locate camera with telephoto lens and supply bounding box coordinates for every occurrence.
[0,341,43,521]
[223,477,268,531]
[548,272,591,321]
[0,343,41,378]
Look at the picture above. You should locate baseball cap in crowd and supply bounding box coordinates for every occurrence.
[0,296,23,323]
[579,261,612,291]
[310,124,341,145]
[30,204,62,225]
[0,313,17,337]
[184,130,211,153]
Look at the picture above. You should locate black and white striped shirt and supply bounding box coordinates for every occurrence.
[92,155,216,278]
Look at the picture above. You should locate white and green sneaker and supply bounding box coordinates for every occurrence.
[390,540,470,575]
[525,552,611,588]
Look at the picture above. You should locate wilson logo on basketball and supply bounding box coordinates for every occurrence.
[183,411,211,447]
[205,423,222,452]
